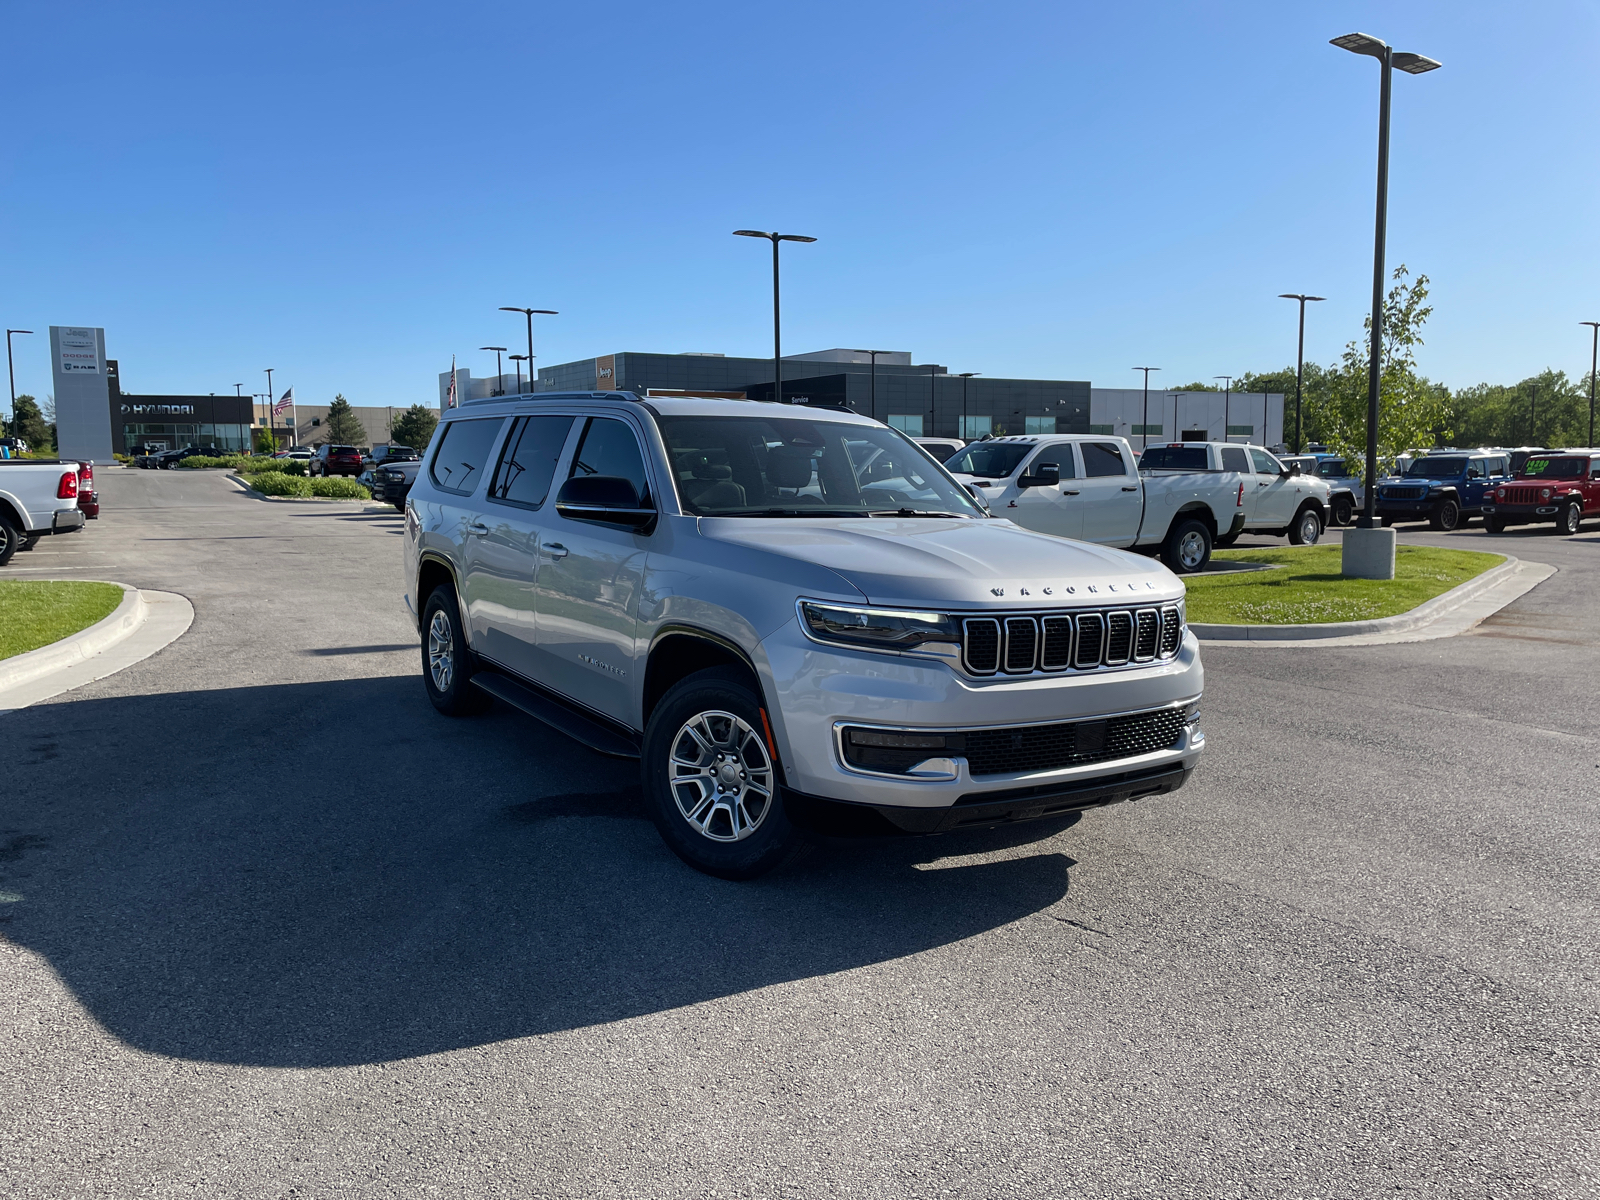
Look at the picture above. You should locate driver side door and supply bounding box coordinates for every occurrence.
[1248,447,1299,527]
[1007,444,1082,539]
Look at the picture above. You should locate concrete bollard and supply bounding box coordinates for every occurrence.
[1342,525,1397,580]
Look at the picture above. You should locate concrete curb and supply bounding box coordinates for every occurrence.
[1192,555,1517,642]
[0,582,146,691]
[0,586,194,716]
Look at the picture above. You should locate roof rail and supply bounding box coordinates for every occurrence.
[457,390,647,408]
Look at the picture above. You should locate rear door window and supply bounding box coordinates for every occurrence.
[489,416,574,510]
[1220,446,1251,473]
[429,418,504,495]
[1082,442,1128,477]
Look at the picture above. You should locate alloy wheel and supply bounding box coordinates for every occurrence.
[1178,530,1207,570]
[668,710,775,842]
[427,609,455,692]
[1297,512,1321,544]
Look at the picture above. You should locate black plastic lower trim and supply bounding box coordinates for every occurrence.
[784,762,1192,837]
[470,668,641,759]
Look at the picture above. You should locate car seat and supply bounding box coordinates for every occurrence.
[766,445,820,503]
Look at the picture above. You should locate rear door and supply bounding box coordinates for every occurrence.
[463,414,578,679]
[1219,445,1255,520]
[1073,441,1143,544]
[531,415,655,725]
[1007,442,1082,539]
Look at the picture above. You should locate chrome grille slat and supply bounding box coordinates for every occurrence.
[1159,608,1181,655]
[1105,611,1134,665]
[1134,609,1160,661]
[1074,613,1105,668]
[1040,617,1073,670]
[1003,617,1038,674]
[963,618,1001,675]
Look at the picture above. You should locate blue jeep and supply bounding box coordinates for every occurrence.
[1374,451,1511,531]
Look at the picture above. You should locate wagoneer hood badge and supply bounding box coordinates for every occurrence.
[701,517,1183,608]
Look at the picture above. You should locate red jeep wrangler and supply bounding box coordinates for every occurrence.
[1483,451,1600,535]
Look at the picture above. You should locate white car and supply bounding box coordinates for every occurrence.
[946,435,1248,572]
[0,458,89,564]
[1163,443,1331,546]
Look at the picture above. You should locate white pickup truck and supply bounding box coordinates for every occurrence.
[1145,442,1331,548]
[0,459,91,566]
[946,435,1246,573]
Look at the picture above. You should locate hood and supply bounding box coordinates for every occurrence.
[699,517,1183,608]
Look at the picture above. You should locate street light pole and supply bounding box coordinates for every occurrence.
[848,350,892,420]
[509,354,528,395]
[480,347,507,396]
[1278,294,1326,452]
[1332,32,1440,525]
[957,373,979,439]
[1132,367,1160,450]
[929,362,937,436]
[6,331,33,438]
[1583,322,1600,447]
[499,307,558,394]
[734,230,817,404]
[1215,376,1234,442]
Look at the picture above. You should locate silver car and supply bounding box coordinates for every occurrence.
[403,393,1205,878]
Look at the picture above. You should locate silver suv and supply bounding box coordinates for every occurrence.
[403,393,1205,878]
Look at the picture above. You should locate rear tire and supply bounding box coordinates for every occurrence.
[1288,507,1322,546]
[20,533,40,552]
[1214,531,1240,548]
[642,667,808,880]
[1559,501,1581,536]
[420,586,490,716]
[1330,495,1354,527]
[1161,517,1212,574]
[0,513,20,566]
[1485,516,1506,534]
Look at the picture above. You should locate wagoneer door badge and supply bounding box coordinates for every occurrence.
[579,653,627,677]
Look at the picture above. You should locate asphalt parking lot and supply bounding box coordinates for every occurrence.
[3,469,1597,1199]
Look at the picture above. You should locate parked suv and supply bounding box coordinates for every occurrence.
[1374,451,1510,530]
[311,444,365,477]
[404,394,1205,879]
[1481,451,1600,535]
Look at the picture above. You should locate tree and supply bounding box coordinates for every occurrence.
[1232,365,1331,449]
[324,394,367,445]
[11,394,53,452]
[389,404,439,450]
[1305,266,1451,476]
[1450,370,1587,448]
[254,425,279,453]
[1170,382,1220,392]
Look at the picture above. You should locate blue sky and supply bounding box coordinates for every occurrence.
[2,1,1596,415]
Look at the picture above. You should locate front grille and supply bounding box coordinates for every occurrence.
[962,705,1188,776]
[963,604,1182,676]
[1382,485,1426,500]
[1503,486,1541,505]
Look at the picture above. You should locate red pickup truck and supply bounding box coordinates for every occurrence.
[1482,451,1600,535]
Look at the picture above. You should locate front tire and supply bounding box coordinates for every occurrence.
[1485,516,1506,534]
[0,513,20,566]
[1430,499,1461,531]
[1161,518,1212,574]
[1559,501,1581,536]
[1330,495,1354,527]
[1288,507,1322,545]
[420,587,489,716]
[642,667,807,880]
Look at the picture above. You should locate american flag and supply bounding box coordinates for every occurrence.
[446,356,457,408]
[272,387,294,415]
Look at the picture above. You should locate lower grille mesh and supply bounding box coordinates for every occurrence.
[963,706,1188,776]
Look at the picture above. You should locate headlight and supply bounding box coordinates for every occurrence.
[1497,488,1505,498]
[799,601,959,652]
[1540,488,1552,499]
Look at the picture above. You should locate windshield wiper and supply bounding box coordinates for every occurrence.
[713,507,870,518]
[866,509,971,519]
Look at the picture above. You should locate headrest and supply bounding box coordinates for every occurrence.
[686,452,731,481]
[767,446,814,489]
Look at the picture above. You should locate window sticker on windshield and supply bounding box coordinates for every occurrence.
[1525,459,1550,475]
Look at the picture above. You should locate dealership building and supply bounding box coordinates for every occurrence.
[439,349,1283,445]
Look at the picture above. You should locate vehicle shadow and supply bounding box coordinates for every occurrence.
[2,678,1072,1068]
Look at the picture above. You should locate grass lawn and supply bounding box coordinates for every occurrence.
[1185,545,1504,625]
[0,581,126,660]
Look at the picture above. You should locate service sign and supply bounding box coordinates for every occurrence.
[57,326,102,375]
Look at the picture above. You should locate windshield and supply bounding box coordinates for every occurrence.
[1317,459,1348,478]
[1139,446,1211,471]
[1405,457,1468,479]
[1519,456,1587,479]
[944,442,1033,478]
[656,415,982,518]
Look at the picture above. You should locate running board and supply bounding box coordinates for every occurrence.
[470,671,641,759]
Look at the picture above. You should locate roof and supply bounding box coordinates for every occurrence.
[450,391,882,426]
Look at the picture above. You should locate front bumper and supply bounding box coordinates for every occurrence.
[1375,497,1438,520]
[762,619,1205,813]
[1481,503,1557,521]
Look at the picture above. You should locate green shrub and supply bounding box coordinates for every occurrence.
[310,476,370,499]
[179,455,227,469]
[283,459,307,476]
[249,472,313,497]
[113,453,130,463]
[235,457,288,474]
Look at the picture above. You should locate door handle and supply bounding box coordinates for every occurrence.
[466,520,489,536]
[542,542,569,559]
[1121,486,1138,492]
[1061,489,1080,496]
[1256,481,1269,487]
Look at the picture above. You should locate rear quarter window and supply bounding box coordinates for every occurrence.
[429,418,504,495]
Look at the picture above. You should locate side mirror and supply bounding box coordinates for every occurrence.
[1017,462,1060,490]
[555,476,656,530]
[1284,461,1301,476]
[964,482,992,513]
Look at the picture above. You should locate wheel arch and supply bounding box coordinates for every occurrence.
[414,552,460,633]
[644,627,766,729]
[1168,503,1218,541]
